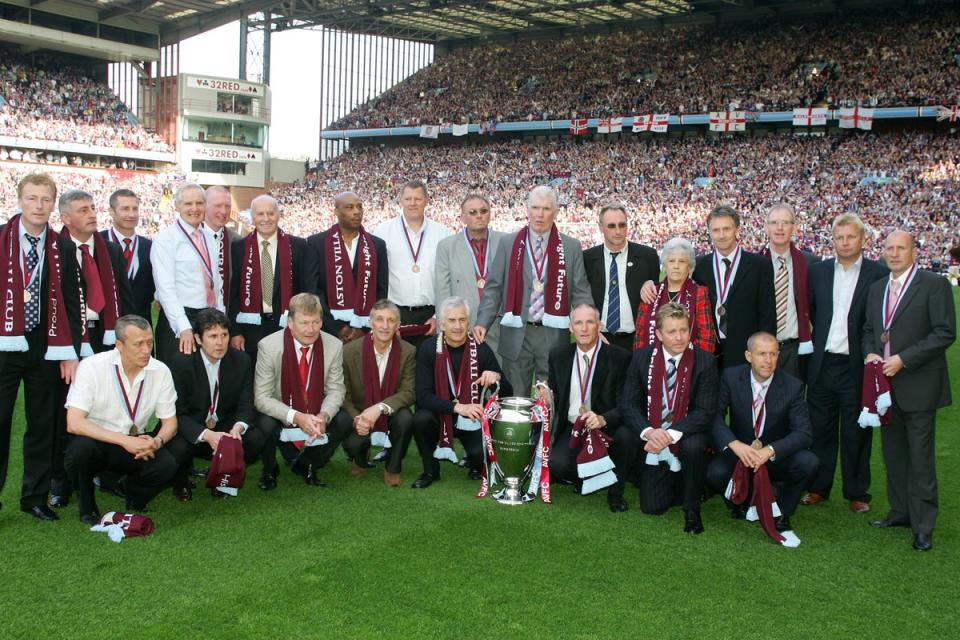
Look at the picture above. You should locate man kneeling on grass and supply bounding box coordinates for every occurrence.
[65,315,180,525]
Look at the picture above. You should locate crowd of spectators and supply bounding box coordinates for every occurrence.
[273,131,960,271]
[0,53,172,152]
[331,6,960,129]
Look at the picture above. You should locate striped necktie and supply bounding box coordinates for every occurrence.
[775,256,789,336]
[606,252,621,333]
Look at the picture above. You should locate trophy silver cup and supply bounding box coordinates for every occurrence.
[488,396,544,505]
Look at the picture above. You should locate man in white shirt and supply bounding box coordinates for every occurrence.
[253,293,347,489]
[373,180,452,350]
[803,214,888,512]
[151,183,224,363]
[64,315,180,525]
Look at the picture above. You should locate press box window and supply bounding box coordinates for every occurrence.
[191,160,246,175]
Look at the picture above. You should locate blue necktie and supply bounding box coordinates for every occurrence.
[24,234,41,332]
[662,357,677,421]
[606,252,620,333]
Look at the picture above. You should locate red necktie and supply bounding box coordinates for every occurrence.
[79,244,106,313]
[122,238,133,265]
[299,346,310,390]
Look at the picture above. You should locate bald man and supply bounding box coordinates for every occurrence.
[306,191,388,343]
[862,230,955,551]
[205,186,241,315]
[229,195,309,364]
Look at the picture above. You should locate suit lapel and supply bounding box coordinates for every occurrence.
[891,270,921,325]
[590,344,609,406]
[557,344,575,410]
[194,351,212,408]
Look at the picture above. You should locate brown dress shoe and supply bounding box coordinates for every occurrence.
[849,500,871,513]
[800,492,823,506]
[384,471,402,487]
[350,461,368,477]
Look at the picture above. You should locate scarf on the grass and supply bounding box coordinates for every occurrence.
[325,225,378,328]
[362,333,402,448]
[760,242,812,354]
[644,343,695,471]
[433,333,479,462]
[725,462,800,547]
[235,230,293,326]
[90,511,155,543]
[501,225,570,329]
[0,214,76,359]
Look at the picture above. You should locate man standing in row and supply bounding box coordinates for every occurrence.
[435,194,505,359]
[103,188,154,325]
[693,205,776,369]
[229,195,309,363]
[803,214,887,512]
[152,184,224,362]
[205,186,240,314]
[760,203,818,378]
[374,181,452,350]
[0,173,83,521]
[583,202,659,352]
[475,185,592,394]
[309,191,388,343]
[863,230,955,551]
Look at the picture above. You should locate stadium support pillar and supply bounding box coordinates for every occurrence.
[240,13,270,85]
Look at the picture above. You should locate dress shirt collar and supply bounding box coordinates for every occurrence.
[836,255,863,273]
[257,232,277,249]
[19,219,47,243]
[662,347,683,368]
[715,243,740,259]
[770,245,791,262]
[200,349,222,371]
[70,233,95,254]
[179,215,201,232]
[604,243,627,258]
[750,371,773,391]
[292,337,314,357]
[112,228,136,242]
[890,264,915,285]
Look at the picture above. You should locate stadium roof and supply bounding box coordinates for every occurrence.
[30,0,917,46]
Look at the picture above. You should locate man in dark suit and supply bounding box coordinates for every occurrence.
[50,189,136,508]
[102,188,155,324]
[621,303,719,532]
[862,230,956,551]
[583,201,660,352]
[167,308,268,500]
[803,214,888,513]
[706,332,818,534]
[760,203,820,378]
[0,172,83,521]
[546,304,635,513]
[229,195,309,363]
[306,191,388,343]
[205,186,242,315]
[693,205,777,369]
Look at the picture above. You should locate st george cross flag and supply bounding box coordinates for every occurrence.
[792,107,828,127]
[419,125,440,139]
[839,107,874,130]
[709,111,746,132]
[569,118,588,135]
[632,114,669,133]
[451,123,469,137]
[936,105,959,122]
[597,117,623,133]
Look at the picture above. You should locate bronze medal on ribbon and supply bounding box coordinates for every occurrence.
[476,278,486,289]
[533,281,544,292]
[751,438,763,449]
[716,304,726,317]
[578,404,587,416]
[129,425,138,436]
[665,412,674,423]
[205,417,217,430]
[880,330,890,344]
[412,264,420,273]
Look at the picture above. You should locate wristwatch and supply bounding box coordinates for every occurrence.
[377,402,392,416]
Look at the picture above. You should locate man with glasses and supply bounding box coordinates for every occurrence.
[583,201,660,352]
[435,194,506,360]
[759,203,819,378]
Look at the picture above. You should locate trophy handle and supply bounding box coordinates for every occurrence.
[533,380,554,415]
[483,380,500,402]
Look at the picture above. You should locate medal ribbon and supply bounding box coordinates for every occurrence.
[462,228,489,281]
[114,365,146,433]
[713,245,741,306]
[575,342,600,411]
[881,262,918,333]
[400,217,425,266]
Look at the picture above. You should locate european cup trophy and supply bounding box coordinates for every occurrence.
[477,382,552,505]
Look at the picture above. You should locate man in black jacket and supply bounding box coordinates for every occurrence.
[168,308,268,499]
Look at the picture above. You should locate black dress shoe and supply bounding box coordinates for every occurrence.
[774,515,792,533]
[173,485,193,502]
[21,504,59,521]
[305,473,326,487]
[191,466,207,478]
[871,517,910,529]
[607,497,628,513]
[913,533,933,551]
[411,473,436,489]
[468,468,482,481]
[684,509,705,534]
[49,494,70,509]
[258,474,278,491]
[79,511,102,527]
[125,499,148,513]
[729,504,748,520]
